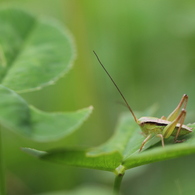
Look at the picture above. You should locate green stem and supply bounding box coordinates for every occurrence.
[113,173,124,195]
[113,165,125,195]
[0,126,6,195]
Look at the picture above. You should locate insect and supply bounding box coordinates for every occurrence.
[93,51,192,151]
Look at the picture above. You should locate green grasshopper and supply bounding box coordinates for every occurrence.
[93,51,192,151]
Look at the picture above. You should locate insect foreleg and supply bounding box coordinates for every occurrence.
[139,134,152,152]
[167,94,188,121]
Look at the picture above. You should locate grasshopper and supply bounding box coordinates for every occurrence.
[93,51,192,151]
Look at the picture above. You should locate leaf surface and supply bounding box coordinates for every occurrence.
[24,107,195,171]
[0,85,92,141]
[0,8,75,93]
[23,148,122,172]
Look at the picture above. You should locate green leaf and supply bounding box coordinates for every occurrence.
[0,8,75,93]
[88,111,195,170]
[23,148,122,172]
[87,106,158,157]
[24,106,195,172]
[0,85,92,141]
[123,132,195,169]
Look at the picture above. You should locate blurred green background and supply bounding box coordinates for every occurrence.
[1,0,195,194]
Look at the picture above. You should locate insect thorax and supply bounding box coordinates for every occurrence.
[139,122,165,136]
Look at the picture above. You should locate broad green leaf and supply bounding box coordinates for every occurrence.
[123,132,195,169]
[0,8,75,93]
[23,148,122,172]
[88,111,195,170]
[87,106,158,157]
[0,85,92,141]
[24,107,195,172]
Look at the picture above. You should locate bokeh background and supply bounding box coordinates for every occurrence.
[1,0,195,194]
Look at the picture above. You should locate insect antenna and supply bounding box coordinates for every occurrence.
[93,51,138,123]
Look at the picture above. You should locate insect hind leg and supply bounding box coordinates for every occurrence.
[163,109,186,140]
[167,94,188,122]
[174,109,187,142]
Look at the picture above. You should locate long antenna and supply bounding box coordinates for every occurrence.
[93,51,138,123]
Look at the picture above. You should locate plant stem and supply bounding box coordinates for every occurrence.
[113,173,124,195]
[113,165,125,195]
[0,126,6,195]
